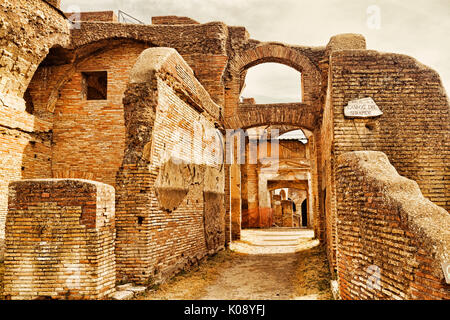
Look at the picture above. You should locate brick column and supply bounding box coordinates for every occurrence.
[281,200,294,227]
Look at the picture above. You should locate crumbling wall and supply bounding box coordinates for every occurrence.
[330,50,450,211]
[0,0,70,258]
[0,0,69,108]
[318,34,367,272]
[44,0,61,8]
[325,48,450,273]
[152,16,200,25]
[65,11,118,22]
[336,151,449,300]
[115,47,225,284]
[4,179,116,300]
[272,194,282,226]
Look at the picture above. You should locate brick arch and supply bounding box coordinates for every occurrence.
[41,39,152,113]
[224,103,318,131]
[228,44,321,105]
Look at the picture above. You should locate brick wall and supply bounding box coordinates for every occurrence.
[336,151,449,300]
[281,200,294,227]
[320,61,338,271]
[272,194,282,226]
[115,48,225,284]
[152,16,200,25]
[51,42,148,186]
[325,49,450,273]
[0,0,68,108]
[69,21,229,107]
[0,0,69,258]
[4,179,116,300]
[241,138,309,229]
[65,11,118,22]
[44,0,61,8]
[330,50,450,211]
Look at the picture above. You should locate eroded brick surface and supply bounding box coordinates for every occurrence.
[115,48,225,284]
[0,2,448,300]
[336,152,449,300]
[4,179,115,300]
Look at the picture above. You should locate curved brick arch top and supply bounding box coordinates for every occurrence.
[224,102,318,131]
[229,44,321,105]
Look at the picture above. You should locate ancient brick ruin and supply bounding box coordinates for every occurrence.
[0,0,448,300]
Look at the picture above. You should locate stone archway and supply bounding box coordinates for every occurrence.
[223,46,321,240]
[224,102,319,131]
[224,43,322,119]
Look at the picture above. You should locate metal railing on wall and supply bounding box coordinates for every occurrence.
[117,10,145,24]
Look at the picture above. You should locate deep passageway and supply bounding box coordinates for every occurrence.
[141,229,333,300]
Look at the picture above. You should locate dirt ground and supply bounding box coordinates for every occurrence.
[141,249,239,300]
[141,229,333,300]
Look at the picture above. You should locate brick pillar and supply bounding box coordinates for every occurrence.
[230,163,241,240]
[272,194,282,226]
[224,164,232,246]
[281,200,294,227]
[4,179,116,300]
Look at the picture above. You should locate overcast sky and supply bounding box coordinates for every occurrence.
[61,0,450,103]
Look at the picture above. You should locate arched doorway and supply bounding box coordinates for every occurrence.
[225,44,321,241]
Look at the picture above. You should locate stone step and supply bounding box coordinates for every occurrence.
[111,290,134,300]
[111,284,147,300]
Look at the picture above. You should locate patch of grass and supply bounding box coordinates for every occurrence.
[139,249,235,300]
[293,244,334,300]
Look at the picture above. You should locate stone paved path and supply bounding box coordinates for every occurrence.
[200,229,333,300]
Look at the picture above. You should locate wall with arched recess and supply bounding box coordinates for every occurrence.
[27,41,150,186]
[69,21,230,106]
[0,0,70,256]
[224,43,322,119]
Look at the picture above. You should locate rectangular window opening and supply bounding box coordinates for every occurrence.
[82,71,107,100]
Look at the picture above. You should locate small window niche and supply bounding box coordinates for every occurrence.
[24,88,34,114]
[81,71,107,100]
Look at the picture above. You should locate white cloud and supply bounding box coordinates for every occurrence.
[240,63,302,103]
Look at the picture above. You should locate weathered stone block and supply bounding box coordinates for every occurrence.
[4,179,116,300]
